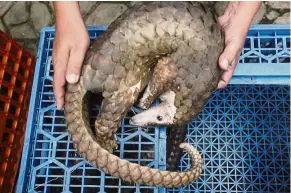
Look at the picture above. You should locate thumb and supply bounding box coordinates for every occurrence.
[218,41,241,71]
[66,47,87,84]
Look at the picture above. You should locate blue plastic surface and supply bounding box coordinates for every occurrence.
[167,85,290,193]
[16,24,290,193]
[230,25,290,85]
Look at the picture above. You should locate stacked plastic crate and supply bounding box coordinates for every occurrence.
[0,30,36,193]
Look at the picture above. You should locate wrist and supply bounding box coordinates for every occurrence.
[236,1,262,24]
[222,1,262,40]
[53,2,84,27]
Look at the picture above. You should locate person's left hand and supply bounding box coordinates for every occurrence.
[217,1,262,89]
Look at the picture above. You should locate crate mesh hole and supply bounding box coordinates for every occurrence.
[18,65,26,77]
[20,55,28,66]
[15,78,22,89]
[253,38,259,48]
[261,49,277,58]
[5,118,13,129]
[46,58,54,77]
[0,53,3,63]
[8,104,17,116]
[279,57,290,63]
[3,72,12,84]
[286,38,290,48]
[0,101,4,111]
[9,45,19,58]
[7,58,15,68]
[243,56,259,63]
[243,38,251,49]
[277,39,283,48]
[1,133,10,144]
[0,38,7,50]
[260,38,275,48]
[0,147,7,161]
[11,92,20,102]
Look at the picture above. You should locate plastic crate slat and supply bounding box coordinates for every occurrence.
[233,62,290,76]
[231,25,291,85]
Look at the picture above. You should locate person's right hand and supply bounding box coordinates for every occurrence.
[52,2,90,109]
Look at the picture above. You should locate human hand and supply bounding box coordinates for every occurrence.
[217,1,262,89]
[52,2,90,109]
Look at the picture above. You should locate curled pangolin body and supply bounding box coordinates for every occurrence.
[64,2,224,187]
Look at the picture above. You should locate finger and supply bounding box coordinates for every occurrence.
[217,68,235,89]
[217,48,241,89]
[53,45,70,109]
[218,42,241,71]
[53,75,66,109]
[218,14,229,28]
[66,46,87,84]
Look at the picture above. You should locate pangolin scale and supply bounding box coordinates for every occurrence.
[64,2,224,187]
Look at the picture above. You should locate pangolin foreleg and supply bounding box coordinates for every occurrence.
[138,57,177,110]
[94,89,140,152]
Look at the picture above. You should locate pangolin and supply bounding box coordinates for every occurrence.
[64,1,224,187]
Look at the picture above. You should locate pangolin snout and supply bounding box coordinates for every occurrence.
[129,115,149,126]
[129,117,137,125]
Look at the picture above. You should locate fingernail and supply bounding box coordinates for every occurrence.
[66,74,79,83]
[221,58,229,70]
[217,81,224,89]
[56,103,62,110]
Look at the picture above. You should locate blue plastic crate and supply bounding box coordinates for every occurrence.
[16,24,290,193]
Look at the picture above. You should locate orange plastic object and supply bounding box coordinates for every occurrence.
[0,30,36,193]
